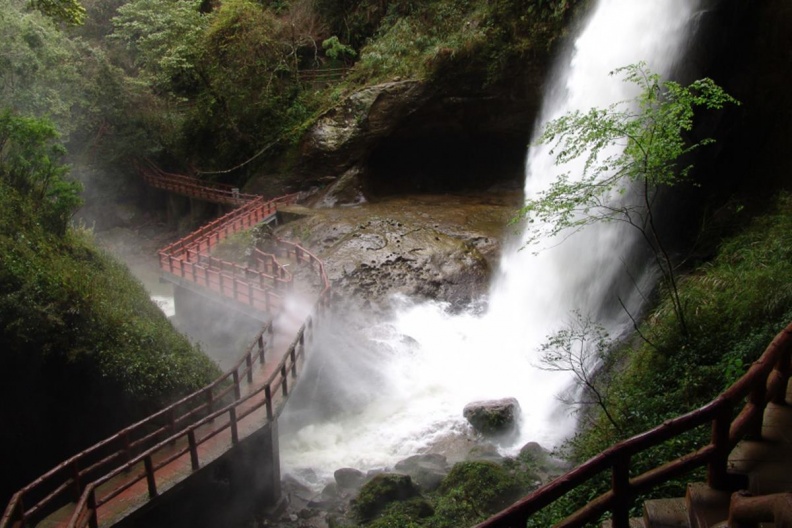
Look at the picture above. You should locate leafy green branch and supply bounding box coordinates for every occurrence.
[520,63,739,336]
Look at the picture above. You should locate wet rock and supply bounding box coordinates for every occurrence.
[274,194,518,308]
[394,454,450,491]
[465,443,506,464]
[463,398,521,436]
[519,441,549,460]
[315,167,367,208]
[334,468,365,490]
[298,81,430,180]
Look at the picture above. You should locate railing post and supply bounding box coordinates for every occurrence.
[265,384,273,420]
[291,345,298,378]
[612,456,631,528]
[258,334,266,364]
[144,456,158,498]
[206,389,214,420]
[168,407,176,437]
[281,365,289,396]
[188,430,200,471]
[246,354,253,383]
[233,370,241,400]
[88,487,98,528]
[230,408,239,445]
[708,402,732,490]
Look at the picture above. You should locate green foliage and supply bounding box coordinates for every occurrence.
[367,499,433,528]
[111,0,208,94]
[0,2,84,132]
[353,473,419,521]
[356,461,532,527]
[29,0,86,24]
[323,35,357,61]
[432,461,525,526]
[533,193,792,525]
[521,63,738,335]
[0,111,82,234]
[523,63,738,244]
[352,1,488,83]
[0,172,218,403]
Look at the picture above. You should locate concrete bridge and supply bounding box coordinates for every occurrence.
[1,164,329,528]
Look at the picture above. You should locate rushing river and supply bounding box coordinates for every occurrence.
[279,0,704,488]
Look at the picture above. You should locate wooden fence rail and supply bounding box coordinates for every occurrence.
[138,161,258,206]
[476,322,792,528]
[1,165,332,528]
[0,321,274,528]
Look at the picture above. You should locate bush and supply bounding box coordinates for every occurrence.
[353,473,420,521]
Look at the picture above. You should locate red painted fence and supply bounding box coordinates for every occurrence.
[0,165,331,528]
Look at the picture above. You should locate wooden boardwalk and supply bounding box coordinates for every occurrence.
[1,167,329,528]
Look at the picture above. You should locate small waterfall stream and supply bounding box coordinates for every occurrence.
[280,0,702,486]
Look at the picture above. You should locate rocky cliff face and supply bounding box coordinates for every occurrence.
[289,61,548,201]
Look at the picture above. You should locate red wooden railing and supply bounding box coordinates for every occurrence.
[138,161,258,206]
[477,322,792,528]
[146,165,301,313]
[0,165,332,528]
[0,321,274,528]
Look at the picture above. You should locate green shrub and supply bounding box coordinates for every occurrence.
[353,473,420,521]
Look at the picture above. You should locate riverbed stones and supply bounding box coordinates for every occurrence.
[334,467,366,490]
[274,194,518,309]
[463,397,521,436]
[394,454,450,491]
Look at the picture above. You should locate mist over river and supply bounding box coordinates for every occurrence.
[278,0,703,489]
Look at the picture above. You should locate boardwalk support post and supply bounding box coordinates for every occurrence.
[144,456,158,498]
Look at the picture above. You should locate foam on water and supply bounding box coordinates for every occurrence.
[280,0,702,486]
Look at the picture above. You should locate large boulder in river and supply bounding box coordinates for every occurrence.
[334,467,366,490]
[463,398,521,436]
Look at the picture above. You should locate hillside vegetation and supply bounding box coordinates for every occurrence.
[3,0,792,525]
[0,111,219,504]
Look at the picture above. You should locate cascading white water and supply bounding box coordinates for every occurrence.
[280,0,701,487]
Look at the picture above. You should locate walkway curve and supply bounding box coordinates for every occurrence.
[0,165,329,528]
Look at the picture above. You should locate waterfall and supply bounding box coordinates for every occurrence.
[279,0,701,486]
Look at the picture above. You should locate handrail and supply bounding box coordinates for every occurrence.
[477,322,792,528]
[296,67,350,83]
[0,321,273,528]
[138,160,258,206]
[64,277,332,528]
[1,166,331,528]
[149,165,301,313]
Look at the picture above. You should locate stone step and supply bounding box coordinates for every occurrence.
[728,402,792,496]
[643,497,689,527]
[685,482,730,528]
